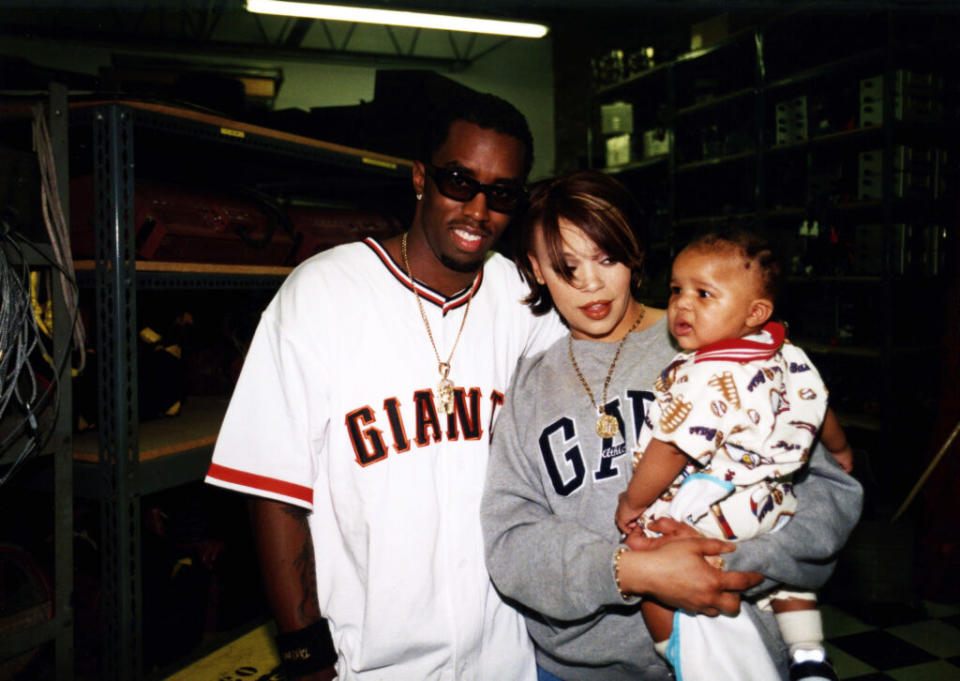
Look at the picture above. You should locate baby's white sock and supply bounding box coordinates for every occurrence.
[776,609,826,659]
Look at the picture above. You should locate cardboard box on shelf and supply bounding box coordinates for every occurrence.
[690,13,729,50]
[600,101,634,135]
[605,133,633,167]
[775,96,809,145]
[642,128,671,158]
[859,72,944,126]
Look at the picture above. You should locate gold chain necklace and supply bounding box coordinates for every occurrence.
[568,304,646,438]
[401,232,475,415]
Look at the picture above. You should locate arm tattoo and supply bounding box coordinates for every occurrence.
[282,505,320,622]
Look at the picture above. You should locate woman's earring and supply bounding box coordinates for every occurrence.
[416,193,423,201]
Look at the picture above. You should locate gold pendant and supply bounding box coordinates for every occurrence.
[596,413,619,438]
[437,377,455,415]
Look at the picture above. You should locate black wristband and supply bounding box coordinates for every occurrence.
[275,620,338,677]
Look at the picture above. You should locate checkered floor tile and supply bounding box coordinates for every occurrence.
[823,601,960,680]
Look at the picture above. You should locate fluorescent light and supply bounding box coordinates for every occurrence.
[246,0,549,38]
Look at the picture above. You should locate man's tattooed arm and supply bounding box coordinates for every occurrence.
[249,498,321,629]
[249,498,337,679]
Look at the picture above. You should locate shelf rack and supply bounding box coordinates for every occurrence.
[588,10,958,505]
[73,100,411,681]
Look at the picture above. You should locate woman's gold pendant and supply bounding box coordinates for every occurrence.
[596,412,619,438]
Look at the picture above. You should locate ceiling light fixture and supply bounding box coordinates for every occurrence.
[246,0,549,38]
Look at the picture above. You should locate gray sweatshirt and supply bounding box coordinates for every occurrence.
[481,317,863,681]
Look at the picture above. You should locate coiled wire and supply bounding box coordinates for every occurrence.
[0,102,84,487]
[0,225,79,487]
[0,235,45,484]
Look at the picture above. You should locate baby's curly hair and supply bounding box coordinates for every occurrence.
[684,223,783,302]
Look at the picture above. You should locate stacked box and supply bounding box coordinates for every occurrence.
[599,101,636,166]
[642,128,671,158]
[856,223,947,276]
[859,71,944,127]
[857,146,948,200]
[857,150,882,199]
[600,101,634,135]
[605,133,633,166]
[775,96,808,145]
[923,225,947,276]
[852,223,886,275]
[903,223,946,276]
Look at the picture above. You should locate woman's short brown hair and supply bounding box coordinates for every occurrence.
[515,170,648,315]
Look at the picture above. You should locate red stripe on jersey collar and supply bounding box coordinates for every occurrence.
[693,321,785,363]
[363,237,482,313]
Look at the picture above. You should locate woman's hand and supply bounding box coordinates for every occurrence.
[617,536,763,616]
[626,517,727,569]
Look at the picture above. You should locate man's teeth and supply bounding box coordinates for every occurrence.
[454,228,481,243]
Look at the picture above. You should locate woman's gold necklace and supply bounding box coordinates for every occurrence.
[568,304,646,438]
[401,232,475,415]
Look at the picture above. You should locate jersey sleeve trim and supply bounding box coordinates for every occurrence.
[206,462,313,504]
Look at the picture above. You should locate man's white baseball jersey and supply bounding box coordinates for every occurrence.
[206,238,564,681]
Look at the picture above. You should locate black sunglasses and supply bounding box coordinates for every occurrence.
[425,164,527,214]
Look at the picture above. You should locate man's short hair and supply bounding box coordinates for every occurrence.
[421,91,534,180]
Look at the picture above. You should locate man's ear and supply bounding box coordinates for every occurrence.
[747,298,774,329]
[412,161,426,197]
[527,251,545,285]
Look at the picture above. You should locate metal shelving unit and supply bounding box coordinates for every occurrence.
[74,101,411,681]
[0,85,75,679]
[589,10,957,506]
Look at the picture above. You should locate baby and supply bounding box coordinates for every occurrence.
[616,226,853,681]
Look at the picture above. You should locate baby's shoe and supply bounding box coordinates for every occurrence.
[789,648,839,681]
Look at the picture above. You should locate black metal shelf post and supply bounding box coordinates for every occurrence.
[754,29,766,217]
[92,103,142,681]
[49,82,75,681]
[665,62,677,260]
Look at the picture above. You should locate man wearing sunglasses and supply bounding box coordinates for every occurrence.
[207,90,567,681]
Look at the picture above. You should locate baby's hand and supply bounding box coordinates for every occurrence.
[615,492,646,535]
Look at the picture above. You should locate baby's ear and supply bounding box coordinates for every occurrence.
[747,298,774,329]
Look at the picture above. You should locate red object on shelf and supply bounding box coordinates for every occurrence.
[70,175,297,265]
[69,176,404,266]
[286,206,403,264]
